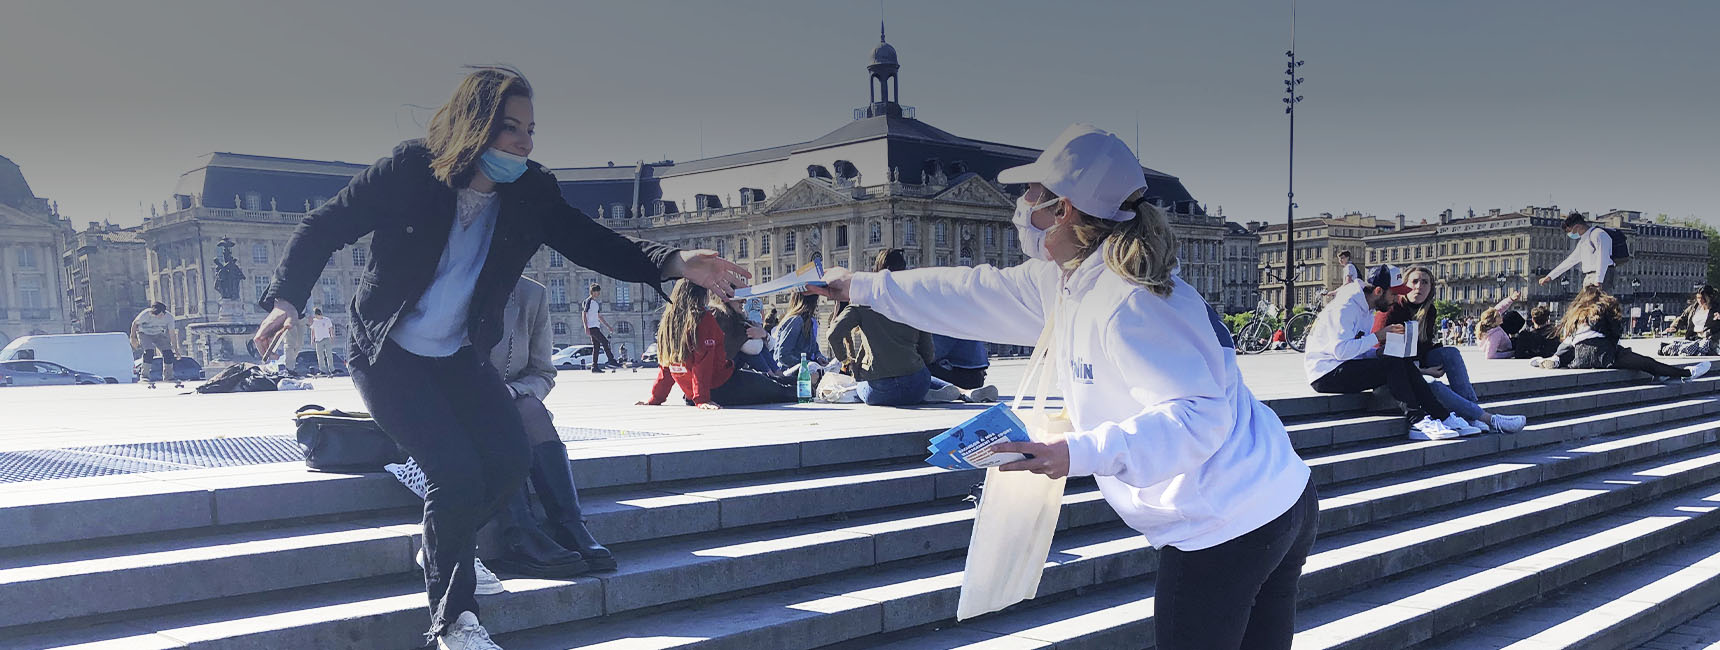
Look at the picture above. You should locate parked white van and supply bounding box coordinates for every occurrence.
[0,333,136,383]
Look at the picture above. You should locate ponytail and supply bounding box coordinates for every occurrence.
[1061,188,1179,296]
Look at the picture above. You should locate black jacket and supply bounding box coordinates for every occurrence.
[261,140,678,365]
[1671,304,1720,343]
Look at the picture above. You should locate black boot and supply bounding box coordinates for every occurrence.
[486,487,589,578]
[530,441,617,571]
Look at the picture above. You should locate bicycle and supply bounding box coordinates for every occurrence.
[1236,298,1281,355]
[1238,265,1326,354]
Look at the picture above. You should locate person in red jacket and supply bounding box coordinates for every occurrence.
[639,280,795,409]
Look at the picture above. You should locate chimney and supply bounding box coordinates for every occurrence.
[88,221,101,232]
[1395,214,1406,230]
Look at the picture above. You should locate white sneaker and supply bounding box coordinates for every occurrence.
[1490,414,1527,434]
[925,384,962,402]
[1442,414,1483,437]
[438,611,503,650]
[417,547,506,596]
[1687,361,1713,381]
[1529,357,1558,369]
[961,385,1001,403]
[1408,416,1461,441]
[1468,418,1493,434]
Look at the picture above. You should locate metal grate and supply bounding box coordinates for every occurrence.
[0,427,683,484]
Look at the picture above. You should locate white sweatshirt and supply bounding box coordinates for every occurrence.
[850,249,1311,551]
[1549,226,1614,284]
[1303,281,1380,381]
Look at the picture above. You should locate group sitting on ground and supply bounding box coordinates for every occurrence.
[1661,284,1720,357]
[1529,286,1713,381]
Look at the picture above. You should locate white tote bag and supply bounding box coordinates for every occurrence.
[956,317,1072,620]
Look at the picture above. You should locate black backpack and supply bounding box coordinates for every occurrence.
[1602,227,1630,264]
[195,363,278,394]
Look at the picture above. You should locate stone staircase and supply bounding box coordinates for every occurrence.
[5,370,1720,649]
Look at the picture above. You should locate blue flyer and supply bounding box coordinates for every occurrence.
[924,403,1035,470]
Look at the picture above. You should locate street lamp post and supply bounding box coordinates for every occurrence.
[1282,1,1305,311]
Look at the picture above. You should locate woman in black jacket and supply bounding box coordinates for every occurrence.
[251,67,745,650]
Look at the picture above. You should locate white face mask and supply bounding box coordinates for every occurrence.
[1012,195,1060,261]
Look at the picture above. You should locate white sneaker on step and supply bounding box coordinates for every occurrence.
[438,611,503,650]
[1467,419,1492,434]
[925,384,962,402]
[961,385,1001,403]
[1408,416,1461,440]
[1490,414,1527,434]
[417,547,506,595]
[1441,414,1482,437]
[1687,361,1713,381]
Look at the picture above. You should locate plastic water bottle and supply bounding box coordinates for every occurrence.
[796,353,813,403]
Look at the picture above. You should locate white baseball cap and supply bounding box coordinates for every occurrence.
[997,123,1148,222]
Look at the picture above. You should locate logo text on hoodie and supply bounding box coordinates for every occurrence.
[1069,358,1095,384]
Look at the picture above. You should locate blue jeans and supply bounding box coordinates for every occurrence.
[858,367,933,406]
[1422,346,1476,402]
[1427,379,1486,422]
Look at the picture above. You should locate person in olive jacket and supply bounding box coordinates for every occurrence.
[250,67,747,649]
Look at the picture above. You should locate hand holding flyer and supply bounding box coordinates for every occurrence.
[733,259,827,299]
[925,404,1036,470]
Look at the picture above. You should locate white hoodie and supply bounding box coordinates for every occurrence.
[1549,226,1614,284]
[850,249,1311,551]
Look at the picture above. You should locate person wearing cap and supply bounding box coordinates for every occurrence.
[1539,212,1614,291]
[814,123,1316,650]
[1305,265,1477,440]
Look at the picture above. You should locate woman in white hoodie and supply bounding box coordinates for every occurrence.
[817,124,1316,650]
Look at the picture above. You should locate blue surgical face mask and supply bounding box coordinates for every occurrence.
[1568,232,1581,240]
[478,148,528,183]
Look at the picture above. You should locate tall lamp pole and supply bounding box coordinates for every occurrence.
[1283,1,1306,307]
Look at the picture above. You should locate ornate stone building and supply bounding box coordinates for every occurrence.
[138,29,1225,361]
[64,221,150,335]
[0,154,74,348]
[1254,212,1399,309]
[1222,221,1260,313]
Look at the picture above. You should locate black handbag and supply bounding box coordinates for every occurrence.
[293,404,407,472]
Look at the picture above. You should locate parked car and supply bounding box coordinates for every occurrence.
[292,350,348,376]
[0,360,113,386]
[641,343,658,365]
[551,345,609,370]
[1,333,133,383]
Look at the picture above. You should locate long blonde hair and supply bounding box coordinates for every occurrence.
[1560,286,1622,338]
[1060,188,1179,296]
[1476,307,1503,340]
[426,66,533,188]
[655,280,710,365]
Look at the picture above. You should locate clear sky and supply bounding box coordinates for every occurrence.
[3,0,1717,229]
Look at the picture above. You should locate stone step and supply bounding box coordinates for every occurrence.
[1419,531,1720,649]
[787,449,1720,650]
[3,372,1701,562]
[1294,480,1720,649]
[10,392,1714,636]
[477,424,1720,649]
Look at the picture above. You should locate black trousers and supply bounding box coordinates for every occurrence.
[708,367,796,406]
[349,340,531,642]
[1156,478,1320,650]
[588,327,617,368]
[929,364,988,390]
[1310,357,1452,420]
[1613,347,1690,377]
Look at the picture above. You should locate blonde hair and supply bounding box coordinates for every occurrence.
[1476,307,1503,340]
[1060,188,1179,296]
[426,66,533,188]
[1560,286,1622,338]
[656,280,709,365]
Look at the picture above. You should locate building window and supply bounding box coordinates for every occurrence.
[549,277,568,305]
[553,322,569,336]
[616,321,633,334]
[614,284,632,311]
[738,237,750,258]
[935,222,948,247]
[320,276,340,307]
[251,243,268,264]
[610,203,627,219]
[352,247,367,267]
[985,226,996,248]
[836,225,849,247]
[716,239,728,258]
[252,275,269,304]
[785,232,797,253]
[244,192,263,211]
[870,222,882,245]
[761,234,772,254]
[549,251,565,268]
[18,276,42,308]
[904,220,918,245]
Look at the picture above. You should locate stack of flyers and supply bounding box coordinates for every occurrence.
[924,404,1036,470]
